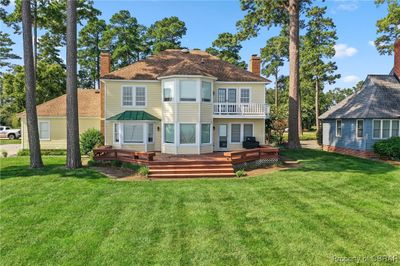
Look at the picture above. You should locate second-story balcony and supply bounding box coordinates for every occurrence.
[213,103,269,119]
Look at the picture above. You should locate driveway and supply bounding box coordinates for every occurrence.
[0,144,21,157]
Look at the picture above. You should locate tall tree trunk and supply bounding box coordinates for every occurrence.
[298,86,303,135]
[287,0,301,149]
[315,79,320,131]
[22,0,43,168]
[33,0,37,72]
[96,33,100,89]
[66,0,82,168]
[274,71,279,108]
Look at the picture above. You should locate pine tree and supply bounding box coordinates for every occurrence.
[374,0,400,55]
[0,31,21,72]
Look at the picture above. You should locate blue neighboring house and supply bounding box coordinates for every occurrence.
[319,40,400,158]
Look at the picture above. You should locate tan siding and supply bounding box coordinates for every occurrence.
[177,145,199,154]
[177,103,200,122]
[162,103,176,123]
[21,116,99,150]
[213,118,265,151]
[105,81,162,119]
[200,104,213,122]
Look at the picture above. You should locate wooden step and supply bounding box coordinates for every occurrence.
[148,173,235,178]
[149,164,233,169]
[150,168,234,175]
[148,160,229,165]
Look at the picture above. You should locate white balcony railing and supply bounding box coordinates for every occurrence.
[213,103,269,118]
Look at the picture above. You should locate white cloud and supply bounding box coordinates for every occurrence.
[334,44,358,58]
[342,75,360,83]
[336,1,358,11]
[368,40,375,47]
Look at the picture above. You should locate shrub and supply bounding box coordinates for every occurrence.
[373,137,400,160]
[17,149,67,156]
[235,169,247,177]
[138,166,149,176]
[80,128,104,155]
[1,150,8,158]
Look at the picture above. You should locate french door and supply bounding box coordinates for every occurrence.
[217,88,237,113]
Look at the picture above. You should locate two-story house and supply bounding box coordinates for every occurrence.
[99,49,269,155]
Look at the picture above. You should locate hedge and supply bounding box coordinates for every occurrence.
[373,137,400,160]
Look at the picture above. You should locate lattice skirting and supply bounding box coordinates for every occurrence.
[233,158,279,171]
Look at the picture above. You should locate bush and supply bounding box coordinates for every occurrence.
[80,128,104,155]
[138,166,149,176]
[17,149,67,156]
[1,150,8,158]
[235,169,247,177]
[373,137,400,160]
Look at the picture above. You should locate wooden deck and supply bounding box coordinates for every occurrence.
[93,146,279,178]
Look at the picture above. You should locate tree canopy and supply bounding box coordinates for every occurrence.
[374,0,400,55]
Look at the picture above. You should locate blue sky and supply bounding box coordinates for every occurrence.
[3,0,393,91]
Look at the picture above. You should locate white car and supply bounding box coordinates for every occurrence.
[0,126,21,139]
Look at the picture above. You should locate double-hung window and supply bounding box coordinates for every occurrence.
[240,88,250,103]
[164,124,174,144]
[39,121,50,140]
[243,124,253,139]
[201,81,212,102]
[373,120,381,138]
[180,124,196,144]
[392,120,399,137]
[122,86,146,107]
[180,80,197,101]
[201,124,211,144]
[373,119,400,139]
[231,124,241,143]
[123,124,144,143]
[336,120,342,137]
[382,120,391,139]
[163,81,174,102]
[356,120,363,138]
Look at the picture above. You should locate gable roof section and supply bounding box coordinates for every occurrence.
[319,75,400,119]
[102,49,268,82]
[18,89,100,117]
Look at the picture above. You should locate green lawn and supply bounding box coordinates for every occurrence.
[283,131,317,141]
[0,139,21,145]
[1,150,399,265]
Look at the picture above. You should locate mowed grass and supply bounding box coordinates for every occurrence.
[0,139,21,145]
[0,150,399,265]
[283,131,317,141]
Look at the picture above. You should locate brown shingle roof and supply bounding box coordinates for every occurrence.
[18,89,100,117]
[102,49,269,82]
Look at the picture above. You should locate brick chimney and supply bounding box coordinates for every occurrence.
[394,39,400,79]
[99,50,110,135]
[249,54,261,76]
[100,50,111,77]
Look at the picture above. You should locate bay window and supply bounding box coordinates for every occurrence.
[164,124,174,143]
[163,81,174,102]
[180,124,196,144]
[180,80,197,101]
[201,81,212,102]
[123,124,144,143]
[201,124,211,144]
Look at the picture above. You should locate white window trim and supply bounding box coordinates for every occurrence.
[38,121,50,141]
[162,80,175,103]
[121,85,148,108]
[392,119,400,137]
[239,88,251,104]
[336,119,342,137]
[356,119,364,139]
[179,80,198,102]
[179,123,197,146]
[372,119,382,139]
[121,122,145,145]
[200,123,212,145]
[163,123,175,144]
[201,81,213,103]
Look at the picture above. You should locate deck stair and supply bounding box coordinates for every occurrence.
[148,160,235,178]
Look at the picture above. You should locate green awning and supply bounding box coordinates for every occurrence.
[107,111,160,121]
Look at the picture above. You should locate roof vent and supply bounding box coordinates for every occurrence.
[181,48,189,53]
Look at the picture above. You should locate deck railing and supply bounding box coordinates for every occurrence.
[213,103,269,117]
[93,146,155,164]
[223,146,279,164]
